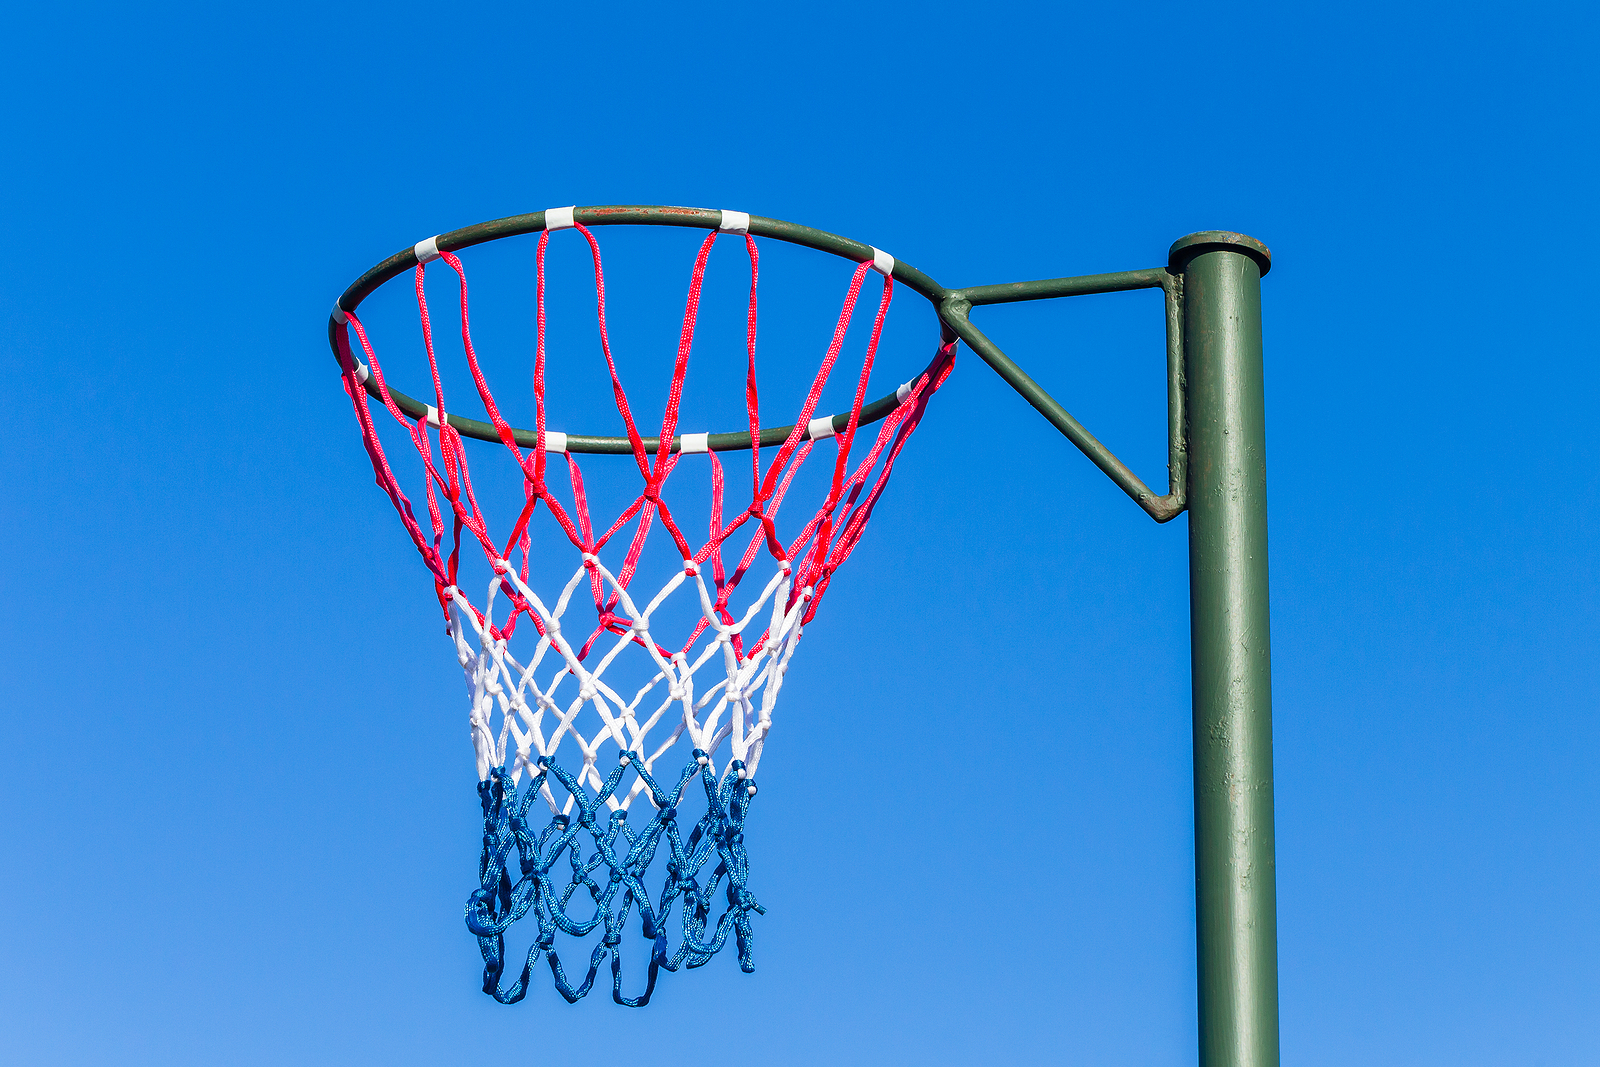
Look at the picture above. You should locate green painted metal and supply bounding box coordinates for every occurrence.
[942,231,1279,1064]
[328,206,948,455]
[328,212,1280,1062]
[936,271,1186,522]
[1173,233,1279,1067]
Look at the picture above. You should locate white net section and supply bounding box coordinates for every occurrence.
[451,548,805,809]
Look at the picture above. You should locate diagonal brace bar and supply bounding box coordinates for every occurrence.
[937,267,1186,523]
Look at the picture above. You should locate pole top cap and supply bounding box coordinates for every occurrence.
[1168,231,1271,277]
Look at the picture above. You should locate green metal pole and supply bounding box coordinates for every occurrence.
[1173,232,1279,1067]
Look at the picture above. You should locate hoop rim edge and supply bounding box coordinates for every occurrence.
[327,205,951,455]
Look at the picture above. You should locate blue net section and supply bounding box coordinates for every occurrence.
[467,750,761,1006]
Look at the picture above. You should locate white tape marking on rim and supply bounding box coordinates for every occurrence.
[717,210,750,235]
[870,247,895,276]
[807,416,838,441]
[425,405,447,428]
[414,236,441,264]
[896,381,912,403]
[678,432,710,454]
[354,362,370,385]
[545,206,577,231]
[331,305,348,325]
[541,430,568,453]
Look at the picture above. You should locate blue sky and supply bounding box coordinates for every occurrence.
[2,2,1595,1064]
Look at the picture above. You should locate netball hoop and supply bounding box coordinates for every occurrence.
[328,204,1281,1065]
[330,206,955,1006]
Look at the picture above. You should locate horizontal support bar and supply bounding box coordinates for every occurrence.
[951,267,1171,306]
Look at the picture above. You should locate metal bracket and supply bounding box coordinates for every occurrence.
[938,267,1186,523]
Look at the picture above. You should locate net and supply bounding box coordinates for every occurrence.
[331,210,955,1005]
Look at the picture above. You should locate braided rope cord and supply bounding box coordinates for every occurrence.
[333,220,956,1004]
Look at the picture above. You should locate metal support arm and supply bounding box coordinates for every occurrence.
[949,233,1280,1067]
[937,266,1186,522]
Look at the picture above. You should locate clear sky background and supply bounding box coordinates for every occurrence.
[2,3,1595,1065]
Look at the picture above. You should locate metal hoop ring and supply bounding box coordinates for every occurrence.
[328,206,952,455]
